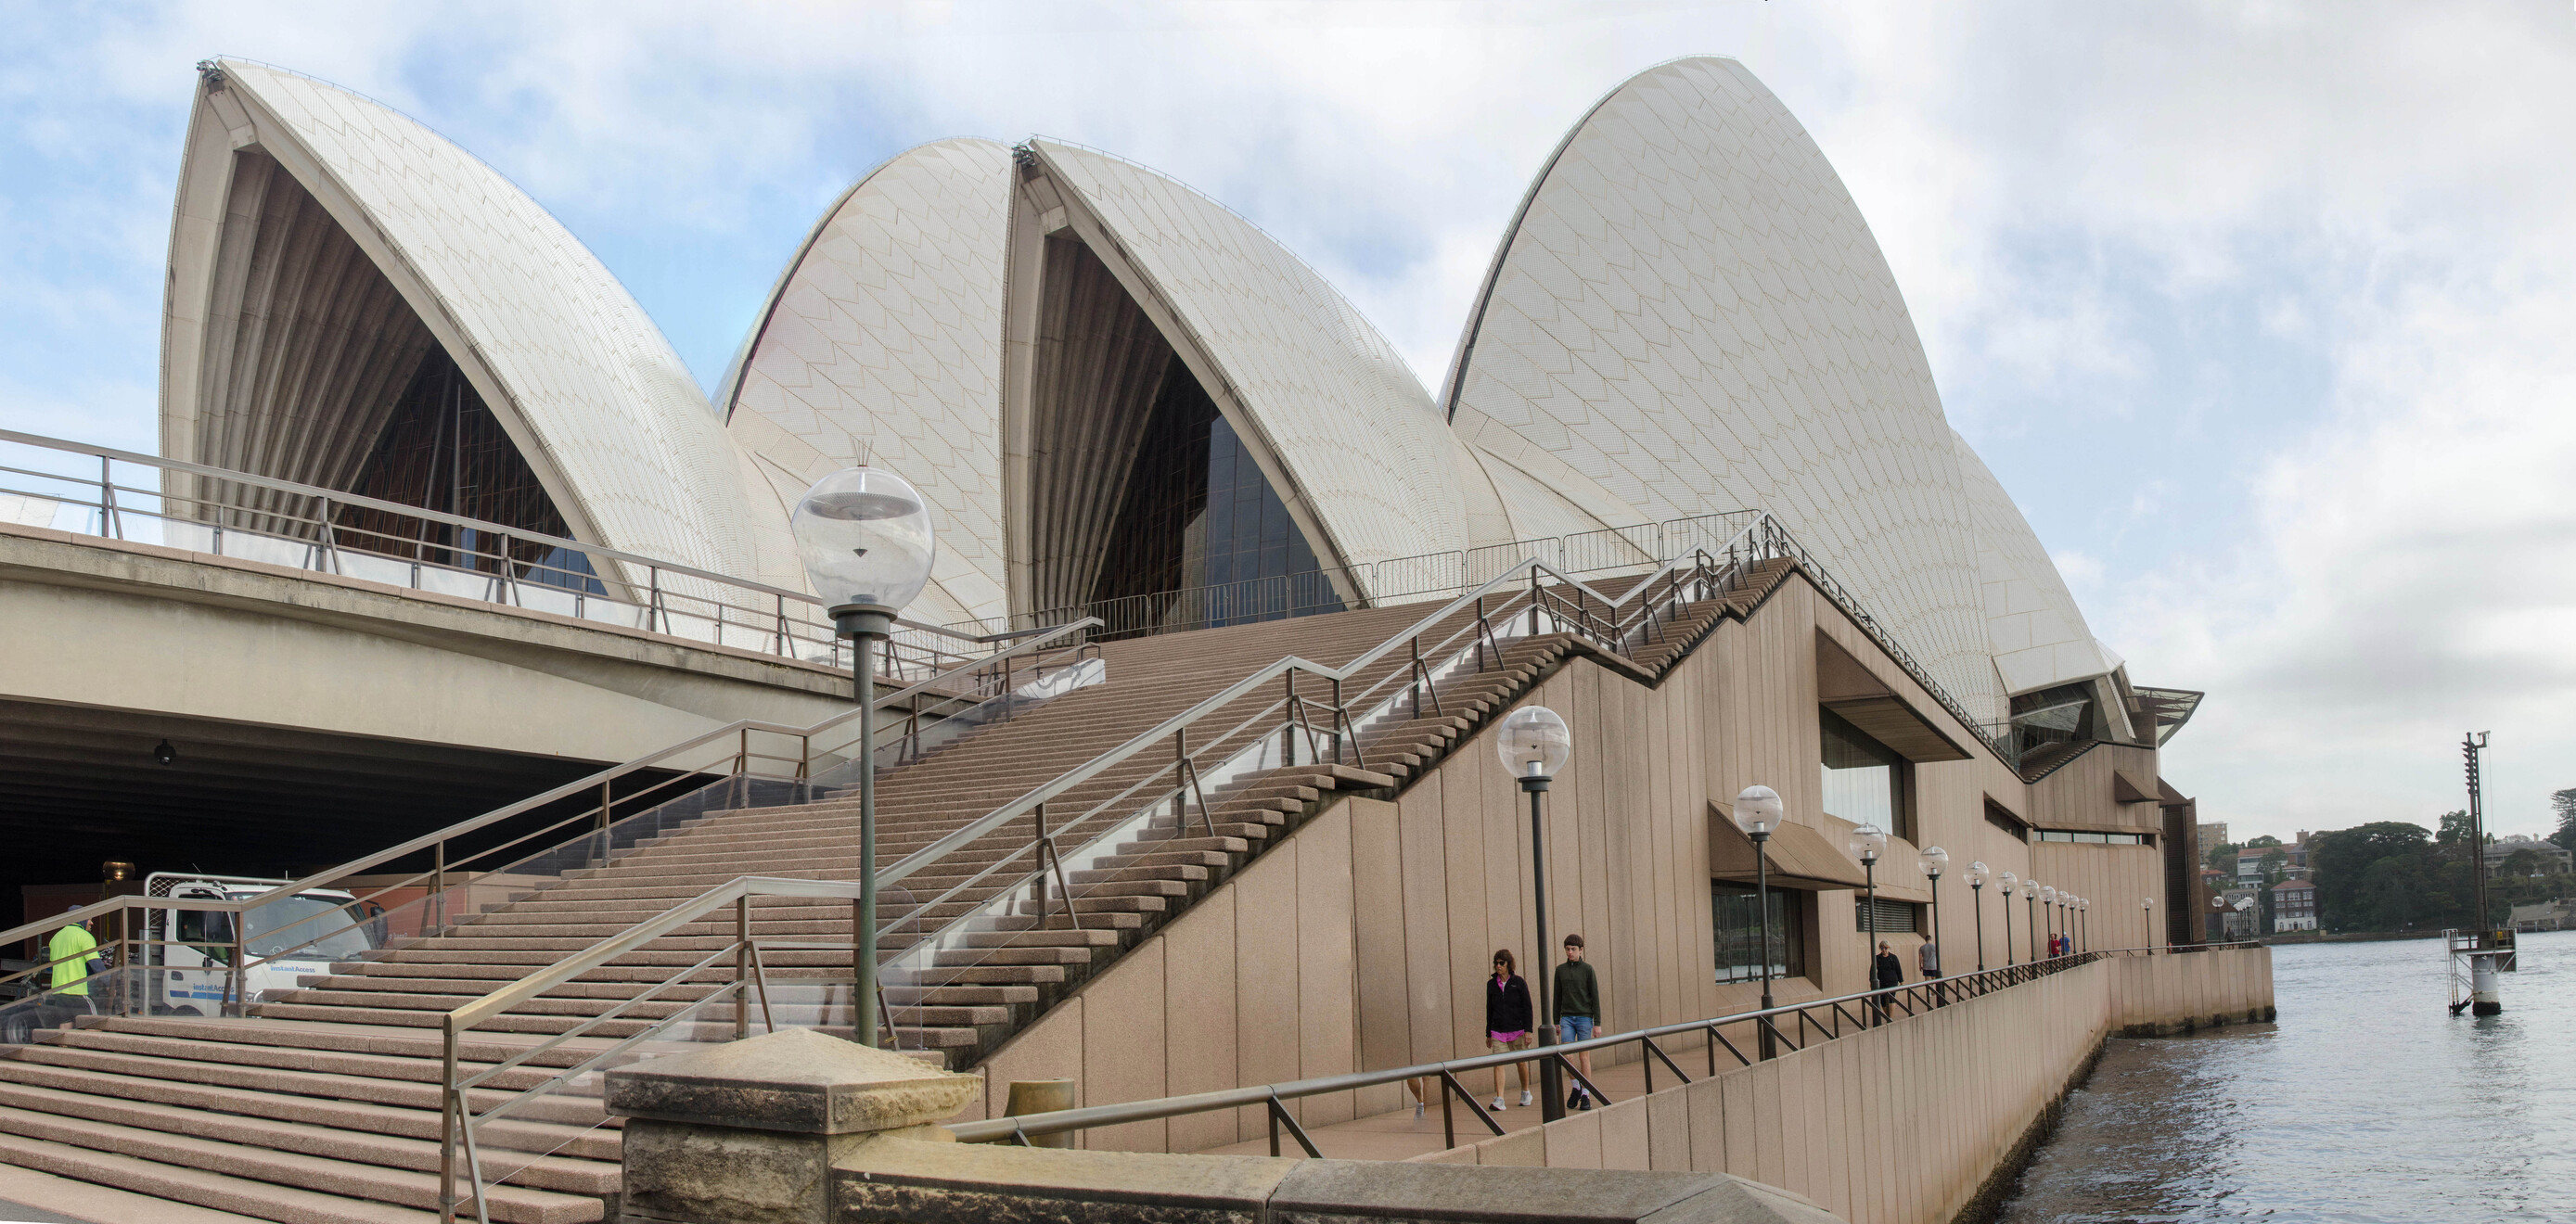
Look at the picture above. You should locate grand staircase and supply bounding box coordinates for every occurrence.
[0,558,1794,1223]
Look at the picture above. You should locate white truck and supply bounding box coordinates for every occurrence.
[142,873,383,1014]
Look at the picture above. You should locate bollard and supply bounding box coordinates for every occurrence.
[1005,1078,1077,1149]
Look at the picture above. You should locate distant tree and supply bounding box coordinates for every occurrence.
[2260,848,2288,887]
[2246,835,2284,848]
[2313,822,2435,930]
[2435,810,2474,848]
[2203,840,2239,872]
[2552,789,2576,855]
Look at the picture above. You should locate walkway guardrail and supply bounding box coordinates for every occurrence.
[0,427,980,681]
[0,616,1103,1018]
[947,942,2262,1155]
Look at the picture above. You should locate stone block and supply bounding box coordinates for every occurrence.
[607,1027,981,1136]
[833,1137,1296,1223]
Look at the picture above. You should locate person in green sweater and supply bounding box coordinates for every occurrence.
[48,907,99,1014]
[1554,934,1601,1111]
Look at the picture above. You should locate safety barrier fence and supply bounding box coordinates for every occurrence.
[947,941,2265,1157]
[0,427,978,682]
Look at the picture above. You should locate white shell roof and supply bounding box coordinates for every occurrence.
[199,61,779,587]
[1444,57,2002,723]
[1029,140,1469,588]
[1953,431,2120,696]
[718,138,1017,626]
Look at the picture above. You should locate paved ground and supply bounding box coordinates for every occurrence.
[0,1167,257,1224]
[1198,1050,1668,1161]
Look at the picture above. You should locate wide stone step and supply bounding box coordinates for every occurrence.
[0,1132,438,1224]
[0,1110,600,1224]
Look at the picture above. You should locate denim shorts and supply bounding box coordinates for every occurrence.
[1559,1015,1596,1041]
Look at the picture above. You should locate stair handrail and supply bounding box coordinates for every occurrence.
[0,618,1101,960]
[875,540,1741,895]
[869,540,1762,955]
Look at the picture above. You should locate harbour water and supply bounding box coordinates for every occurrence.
[1996,928,2576,1222]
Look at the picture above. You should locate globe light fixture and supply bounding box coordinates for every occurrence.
[2023,880,2042,963]
[1917,847,1949,988]
[792,466,936,635]
[788,465,938,1049]
[1495,707,1572,784]
[2039,886,2057,958]
[1736,785,1785,1058]
[1499,706,1572,1118]
[2141,895,2157,953]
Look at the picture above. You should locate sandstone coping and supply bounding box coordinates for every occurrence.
[605,1027,982,1135]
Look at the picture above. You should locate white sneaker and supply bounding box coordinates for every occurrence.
[1519,1090,1533,1107]
[1489,1096,1505,1112]
[1413,1101,1425,1119]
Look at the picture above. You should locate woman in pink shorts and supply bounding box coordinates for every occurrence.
[1484,949,1536,1110]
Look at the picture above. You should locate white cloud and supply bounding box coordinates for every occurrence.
[4,1,2573,842]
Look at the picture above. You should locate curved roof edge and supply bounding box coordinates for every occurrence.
[722,137,1018,625]
[1952,430,2120,695]
[164,58,784,590]
[1025,139,1469,597]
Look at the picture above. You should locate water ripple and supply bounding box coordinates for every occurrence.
[1995,929,2576,1223]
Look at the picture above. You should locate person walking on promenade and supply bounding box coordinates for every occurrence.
[1870,939,1903,1024]
[1485,949,1536,1111]
[1554,935,1601,1111]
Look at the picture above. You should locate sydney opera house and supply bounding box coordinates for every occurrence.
[0,53,2231,1219]
[160,55,2145,734]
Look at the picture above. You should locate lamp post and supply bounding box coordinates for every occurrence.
[1851,823,1887,1022]
[1918,846,1948,988]
[2022,881,2041,963]
[1497,706,1572,1121]
[1965,861,1990,972]
[1997,871,2019,967]
[2040,886,2057,957]
[2141,896,2155,951]
[2079,897,2091,952]
[1735,785,1786,1060]
[789,465,937,1048]
[2211,893,2227,944]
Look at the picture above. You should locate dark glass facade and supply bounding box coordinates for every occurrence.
[335,348,603,593]
[1087,353,1342,632]
[1712,882,1806,984]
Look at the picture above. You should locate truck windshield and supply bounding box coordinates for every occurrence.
[239,896,373,960]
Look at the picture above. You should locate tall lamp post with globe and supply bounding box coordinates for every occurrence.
[1996,871,2019,967]
[1496,706,1572,1121]
[1734,785,1787,1059]
[1851,823,1887,1022]
[1965,861,1991,973]
[790,465,937,1049]
[1917,846,1948,993]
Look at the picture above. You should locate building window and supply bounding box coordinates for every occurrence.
[1854,898,1920,935]
[1712,882,1805,984]
[2035,830,2151,846]
[1984,798,2029,843]
[1821,709,1911,840]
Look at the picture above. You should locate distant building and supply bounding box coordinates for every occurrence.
[2198,821,2228,858]
[2270,879,2318,933]
[2236,833,2313,883]
[2509,899,2573,931]
[2483,836,2572,876]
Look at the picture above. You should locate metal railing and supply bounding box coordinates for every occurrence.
[0,617,1104,1015]
[0,427,986,682]
[407,532,1774,1220]
[945,948,2175,1155]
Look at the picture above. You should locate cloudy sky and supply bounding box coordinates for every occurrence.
[4,2,2570,843]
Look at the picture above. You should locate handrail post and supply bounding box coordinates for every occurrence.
[440,1024,460,1224]
[734,895,750,1041]
[1282,670,1298,766]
